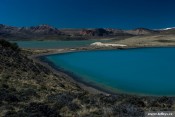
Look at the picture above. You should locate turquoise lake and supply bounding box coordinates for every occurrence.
[45,47,175,96]
[11,40,111,49]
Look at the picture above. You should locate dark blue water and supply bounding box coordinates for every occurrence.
[45,47,175,96]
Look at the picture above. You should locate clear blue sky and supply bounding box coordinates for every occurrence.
[0,0,175,29]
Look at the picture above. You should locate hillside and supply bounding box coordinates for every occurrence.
[125,28,159,35]
[0,24,163,41]
[0,40,174,117]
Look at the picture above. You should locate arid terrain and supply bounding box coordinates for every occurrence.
[0,39,175,117]
[114,35,175,47]
[1,24,175,117]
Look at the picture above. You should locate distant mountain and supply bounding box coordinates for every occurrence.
[125,28,159,35]
[0,24,62,35]
[158,27,175,31]
[61,28,157,37]
[1,24,171,41]
[159,28,175,35]
[0,24,64,40]
[80,28,133,36]
[20,25,62,35]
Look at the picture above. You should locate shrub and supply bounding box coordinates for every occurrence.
[47,93,74,104]
[67,103,80,111]
[24,102,61,117]
[0,39,19,51]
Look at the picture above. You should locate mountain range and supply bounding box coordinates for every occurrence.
[0,24,174,40]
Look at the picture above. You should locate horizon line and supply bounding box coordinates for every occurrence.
[0,23,175,30]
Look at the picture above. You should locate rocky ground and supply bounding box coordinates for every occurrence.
[0,39,175,117]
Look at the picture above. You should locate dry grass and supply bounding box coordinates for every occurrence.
[114,35,175,47]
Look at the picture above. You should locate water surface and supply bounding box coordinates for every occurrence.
[45,47,175,96]
[12,40,112,49]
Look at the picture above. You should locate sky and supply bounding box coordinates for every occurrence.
[0,0,175,29]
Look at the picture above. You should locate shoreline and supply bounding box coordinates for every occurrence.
[30,48,112,95]
[39,56,120,95]
[29,45,175,96]
[29,47,129,95]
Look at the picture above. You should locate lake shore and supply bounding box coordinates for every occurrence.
[28,43,175,96]
[2,38,175,116]
[29,44,140,95]
[29,47,112,95]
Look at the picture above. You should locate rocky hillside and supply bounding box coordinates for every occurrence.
[0,24,66,40]
[0,24,163,41]
[59,28,160,37]
[126,28,159,35]
[0,39,175,117]
[80,28,134,37]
